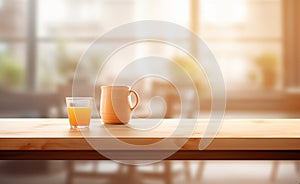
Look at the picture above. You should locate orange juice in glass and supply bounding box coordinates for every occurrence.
[66,97,92,128]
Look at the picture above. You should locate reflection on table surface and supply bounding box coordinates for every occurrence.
[0,160,299,184]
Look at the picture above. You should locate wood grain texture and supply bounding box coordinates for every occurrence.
[0,118,300,159]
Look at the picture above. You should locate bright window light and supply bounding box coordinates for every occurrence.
[202,0,247,25]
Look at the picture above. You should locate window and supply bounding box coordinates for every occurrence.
[200,0,282,94]
[0,0,299,117]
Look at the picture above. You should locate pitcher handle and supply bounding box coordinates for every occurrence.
[129,89,139,111]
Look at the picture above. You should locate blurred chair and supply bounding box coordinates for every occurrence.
[270,161,300,181]
[150,80,181,118]
[66,161,126,184]
[136,161,192,184]
[66,161,192,184]
[133,78,199,118]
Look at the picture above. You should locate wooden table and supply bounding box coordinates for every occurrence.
[0,118,299,160]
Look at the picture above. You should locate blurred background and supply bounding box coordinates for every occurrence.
[1,0,299,118]
[0,0,300,183]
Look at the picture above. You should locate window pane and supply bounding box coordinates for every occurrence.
[210,42,282,91]
[36,0,191,92]
[37,0,190,39]
[200,0,282,92]
[37,0,135,38]
[37,42,94,91]
[134,0,190,27]
[0,0,27,38]
[201,0,282,38]
[0,42,26,90]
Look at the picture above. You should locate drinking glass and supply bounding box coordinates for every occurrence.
[65,97,93,128]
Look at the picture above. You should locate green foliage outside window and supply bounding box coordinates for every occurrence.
[0,53,24,89]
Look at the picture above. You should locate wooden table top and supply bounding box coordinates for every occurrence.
[0,118,299,160]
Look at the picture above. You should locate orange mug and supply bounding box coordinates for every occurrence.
[100,86,139,124]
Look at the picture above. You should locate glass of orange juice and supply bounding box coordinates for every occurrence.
[65,97,93,129]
